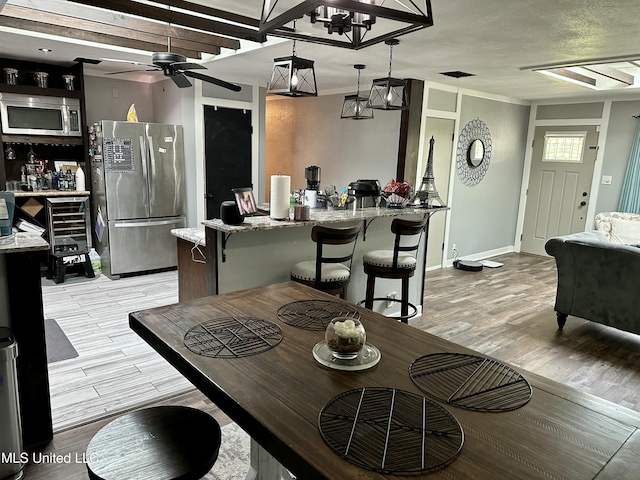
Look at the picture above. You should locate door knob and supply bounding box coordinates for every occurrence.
[582,192,588,196]
[580,201,587,206]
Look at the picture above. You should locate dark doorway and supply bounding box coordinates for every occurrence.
[204,105,252,219]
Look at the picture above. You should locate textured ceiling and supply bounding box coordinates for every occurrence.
[2,0,640,101]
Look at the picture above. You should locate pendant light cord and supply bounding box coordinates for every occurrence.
[388,42,394,77]
[356,67,361,95]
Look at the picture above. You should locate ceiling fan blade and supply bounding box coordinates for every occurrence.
[106,68,160,75]
[183,71,241,92]
[171,62,206,70]
[101,58,157,69]
[170,73,193,88]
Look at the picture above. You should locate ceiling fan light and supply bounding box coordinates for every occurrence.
[268,55,318,97]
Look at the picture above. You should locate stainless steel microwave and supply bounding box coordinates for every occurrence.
[0,92,82,137]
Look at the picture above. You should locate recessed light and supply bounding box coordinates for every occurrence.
[39,48,52,53]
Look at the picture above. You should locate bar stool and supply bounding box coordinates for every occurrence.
[85,406,221,480]
[362,216,428,323]
[291,223,362,299]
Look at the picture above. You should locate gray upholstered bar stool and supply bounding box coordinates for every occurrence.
[85,406,221,480]
[291,223,362,299]
[362,216,428,323]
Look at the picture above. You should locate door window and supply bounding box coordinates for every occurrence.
[542,132,586,163]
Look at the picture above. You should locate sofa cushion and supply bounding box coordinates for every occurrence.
[290,261,351,282]
[610,217,640,245]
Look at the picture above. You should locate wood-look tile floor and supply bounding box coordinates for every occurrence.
[44,252,640,436]
[42,269,193,432]
[30,252,640,479]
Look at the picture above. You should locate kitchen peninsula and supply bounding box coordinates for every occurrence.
[179,206,446,313]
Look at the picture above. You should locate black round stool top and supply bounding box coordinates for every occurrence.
[86,406,221,480]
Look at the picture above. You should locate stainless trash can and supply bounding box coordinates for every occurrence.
[0,327,24,480]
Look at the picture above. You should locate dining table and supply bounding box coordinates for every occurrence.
[129,281,640,480]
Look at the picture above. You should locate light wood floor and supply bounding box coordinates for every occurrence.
[42,269,193,432]
[28,252,640,478]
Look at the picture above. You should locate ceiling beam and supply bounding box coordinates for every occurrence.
[65,0,265,43]
[0,15,201,58]
[149,0,259,28]
[9,0,240,51]
[2,4,221,56]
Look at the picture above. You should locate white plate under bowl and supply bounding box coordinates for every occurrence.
[312,341,381,371]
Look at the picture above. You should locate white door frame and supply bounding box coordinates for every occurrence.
[514,100,612,252]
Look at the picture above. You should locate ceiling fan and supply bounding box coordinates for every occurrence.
[101,39,241,92]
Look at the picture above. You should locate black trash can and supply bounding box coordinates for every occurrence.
[0,327,24,480]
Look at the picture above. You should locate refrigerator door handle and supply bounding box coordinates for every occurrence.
[114,219,184,228]
[139,135,149,210]
[147,134,156,208]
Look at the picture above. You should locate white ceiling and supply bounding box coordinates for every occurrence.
[2,0,640,101]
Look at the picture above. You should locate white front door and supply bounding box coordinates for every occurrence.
[521,125,599,256]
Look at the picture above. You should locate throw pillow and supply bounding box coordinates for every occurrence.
[611,217,640,245]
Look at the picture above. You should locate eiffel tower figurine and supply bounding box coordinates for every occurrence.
[412,136,446,207]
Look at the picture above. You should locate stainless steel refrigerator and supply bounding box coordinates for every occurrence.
[90,120,186,278]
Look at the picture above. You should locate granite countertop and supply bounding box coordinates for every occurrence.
[202,206,447,234]
[0,232,49,253]
[13,190,90,198]
[171,227,206,245]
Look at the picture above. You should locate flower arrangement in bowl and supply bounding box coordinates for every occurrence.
[382,179,413,208]
[325,317,366,360]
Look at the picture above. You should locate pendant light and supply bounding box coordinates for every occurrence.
[367,39,408,110]
[267,23,318,98]
[341,64,374,120]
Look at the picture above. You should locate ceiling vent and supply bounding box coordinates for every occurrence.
[440,71,475,78]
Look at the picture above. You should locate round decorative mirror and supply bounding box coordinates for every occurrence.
[468,139,484,167]
[456,118,492,186]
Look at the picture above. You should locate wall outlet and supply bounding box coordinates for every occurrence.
[386,292,398,308]
[452,243,457,254]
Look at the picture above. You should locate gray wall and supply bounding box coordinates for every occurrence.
[84,76,154,124]
[597,100,640,214]
[448,95,530,257]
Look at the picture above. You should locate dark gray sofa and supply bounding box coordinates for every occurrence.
[545,230,640,335]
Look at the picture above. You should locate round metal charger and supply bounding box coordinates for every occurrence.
[409,352,532,412]
[318,387,463,474]
[184,316,283,359]
[277,300,360,331]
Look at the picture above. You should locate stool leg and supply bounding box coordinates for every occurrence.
[55,258,66,284]
[401,275,410,323]
[340,284,347,300]
[365,274,375,309]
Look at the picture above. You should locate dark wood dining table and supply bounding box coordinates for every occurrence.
[129,281,640,480]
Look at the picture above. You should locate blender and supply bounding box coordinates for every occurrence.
[304,166,321,208]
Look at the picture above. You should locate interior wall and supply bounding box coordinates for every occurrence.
[597,99,640,214]
[84,76,154,124]
[448,95,530,258]
[265,94,402,199]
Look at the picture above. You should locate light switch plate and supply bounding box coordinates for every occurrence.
[602,175,612,185]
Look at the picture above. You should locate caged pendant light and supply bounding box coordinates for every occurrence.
[341,64,374,120]
[267,24,318,98]
[367,39,407,110]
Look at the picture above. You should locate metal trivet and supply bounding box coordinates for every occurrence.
[318,387,463,474]
[409,353,532,412]
[276,300,360,331]
[184,316,283,359]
